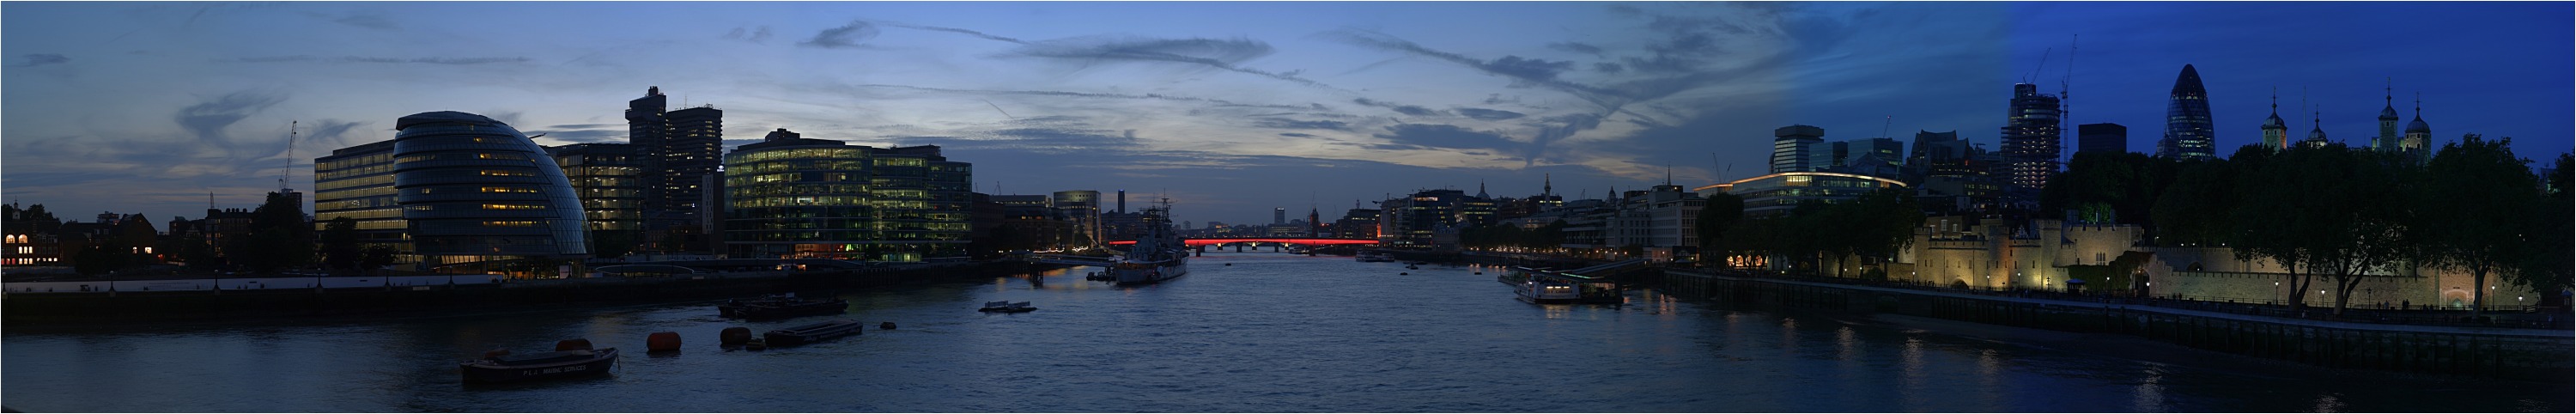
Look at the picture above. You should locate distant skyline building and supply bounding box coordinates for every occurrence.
[2159,64,2217,161]
[389,111,590,272]
[2402,94,2434,162]
[1771,125,1825,174]
[2001,82,2063,192]
[2076,123,2126,155]
[2375,82,2403,151]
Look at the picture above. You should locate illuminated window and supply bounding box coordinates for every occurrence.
[479,170,536,177]
[482,204,546,210]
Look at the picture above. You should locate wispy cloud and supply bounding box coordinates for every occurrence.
[223,56,530,64]
[1009,35,1339,89]
[801,21,879,49]
[174,90,287,156]
[12,53,70,67]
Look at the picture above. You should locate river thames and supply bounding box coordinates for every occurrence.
[4,251,2567,412]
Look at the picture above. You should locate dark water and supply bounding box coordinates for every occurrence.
[5,252,2567,412]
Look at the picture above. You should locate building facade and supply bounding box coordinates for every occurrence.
[313,139,410,261]
[2158,64,2217,161]
[2076,123,2126,155]
[1696,172,1909,218]
[547,143,649,257]
[1771,125,1825,174]
[2001,83,2063,192]
[389,111,591,272]
[722,130,973,261]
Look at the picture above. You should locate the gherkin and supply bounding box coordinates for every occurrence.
[2159,64,2216,161]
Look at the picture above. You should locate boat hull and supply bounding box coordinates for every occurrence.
[459,348,618,383]
[1112,260,1188,286]
[762,320,862,347]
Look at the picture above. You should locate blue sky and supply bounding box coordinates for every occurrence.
[4,2,2568,227]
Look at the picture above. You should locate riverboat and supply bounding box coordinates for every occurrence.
[979,301,1037,313]
[1112,200,1189,286]
[719,294,848,320]
[459,348,618,383]
[1502,267,1622,304]
[762,320,863,347]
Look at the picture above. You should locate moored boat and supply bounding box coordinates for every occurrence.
[719,294,848,320]
[1504,266,1622,304]
[459,347,618,383]
[1111,200,1189,286]
[978,301,1037,313]
[762,320,862,347]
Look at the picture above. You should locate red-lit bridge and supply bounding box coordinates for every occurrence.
[1108,238,1380,247]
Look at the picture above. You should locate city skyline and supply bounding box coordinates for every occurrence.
[4,2,2568,227]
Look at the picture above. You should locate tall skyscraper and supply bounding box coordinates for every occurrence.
[2076,123,2126,155]
[2158,64,2216,161]
[624,87,725,252]
[1771,125,1824,174]
[2000,83,2063,191]
[2261,89,2289,149]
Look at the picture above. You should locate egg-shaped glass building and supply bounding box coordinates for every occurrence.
[391,111,589,274]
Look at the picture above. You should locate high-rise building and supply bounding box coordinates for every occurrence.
[1052,190,1102,247]
[2158,64,2217,161]
[1907,131,1960,166]
[547,143,649,257]
[2001,83,2063,191]
[1771,125,1825,174]
[313,139,410,262]
[2076,123,2127,155]
[1273,207,1286,225]
[721,129,972,261]
[624,87,725,253]
[2261,90,2289,150]
[390,111,590,272]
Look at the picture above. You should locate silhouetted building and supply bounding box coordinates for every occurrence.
[2402,94,2433,162]
[625,86,725,253]
[2159,64,2217,161]
[2375,82,2403,151]
[2076,123,2126,155]
[2261,90,2289,149]
[391,111,590,272]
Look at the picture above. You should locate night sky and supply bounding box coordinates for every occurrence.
[5,2,2567,227]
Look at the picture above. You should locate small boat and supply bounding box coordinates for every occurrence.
[720,294,848,320]
[459,347,618,383]
[762,320,863,347]
[979,301,1037,313]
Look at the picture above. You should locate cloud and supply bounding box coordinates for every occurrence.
[1009,35,1338,89]
[1548,41,1607,57]
[174,90,288,155]
[301,119,371,149]
[13,53,69,67]
[1352,98,1442,117]
[1249,119,1351,131]
[1279,132,1320,138]
[1484,56,1577,82]
[1453,107,1527,120]
[856,83,1312,111]
[1373,124,1521,155]
[801,21,880,49]
[331,14,398,30]
[723,26,775,43]
[527,129,624,143]
[1593,62,1625,73]
[224,56,530,64]
[882,22,1027,44]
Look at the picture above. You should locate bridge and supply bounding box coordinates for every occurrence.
[1107,238,1380,247]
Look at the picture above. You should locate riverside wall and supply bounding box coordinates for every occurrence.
[1661,269,2575,382]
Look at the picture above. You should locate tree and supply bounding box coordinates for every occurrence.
[320,217,363,272]
[2239,144,2411,314]
[2416,136,2542,315]
[360,245,402,272]
[1694,192,1746,267]
[2512,153,2573,301]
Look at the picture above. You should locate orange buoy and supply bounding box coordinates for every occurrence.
[647,332,683,351]
[554,338,593,351]
[720,326,753,344]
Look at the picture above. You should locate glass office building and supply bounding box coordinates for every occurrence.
[2159,64,2216,161]
[723,129,973,261]
[391,111,590,272]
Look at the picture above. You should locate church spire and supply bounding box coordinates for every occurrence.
[1542,174,1552,197]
